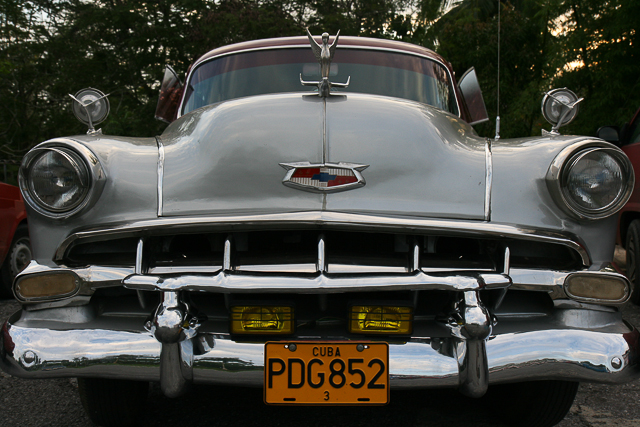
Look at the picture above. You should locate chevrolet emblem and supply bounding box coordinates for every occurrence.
[280,162,369,193]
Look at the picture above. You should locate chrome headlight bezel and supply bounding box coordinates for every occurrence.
[546,141,634,220]
[19,139,106,219]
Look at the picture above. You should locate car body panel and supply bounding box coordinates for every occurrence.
[161,92,486,220]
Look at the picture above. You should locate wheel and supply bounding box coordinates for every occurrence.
[626,220,640,304]
[78,378,149,427]
[486,380,579,427]
[0,224,31,297]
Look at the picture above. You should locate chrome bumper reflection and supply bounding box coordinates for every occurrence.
[2,317,639,390]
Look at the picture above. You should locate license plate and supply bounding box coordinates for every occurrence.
[264,341,389,405]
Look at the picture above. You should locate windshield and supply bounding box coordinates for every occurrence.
[182,48,458,116]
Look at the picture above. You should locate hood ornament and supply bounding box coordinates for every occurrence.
[301,29,350,97]
[280,162,368,193]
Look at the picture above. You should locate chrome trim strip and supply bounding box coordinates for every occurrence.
[135,238,144,275]
[484,138,492,221]
[123,271,511,293]
[178,44,462,119]
[224,236,232,271]
[3,323,638,388]
[156,136,165,217]
[53,211,591,266]
[317,234,326,273]
[323,98,327,163]
[503,246,510,275]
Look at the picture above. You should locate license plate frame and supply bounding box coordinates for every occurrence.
[264,341,389,405]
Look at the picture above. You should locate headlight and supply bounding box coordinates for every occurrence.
[19,141,105,218]
[547,142,634,219]
[28,148,88,211]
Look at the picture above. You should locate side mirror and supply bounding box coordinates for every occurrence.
[458,67,489,126]
[596,126,620,145]
[155,65,184,123]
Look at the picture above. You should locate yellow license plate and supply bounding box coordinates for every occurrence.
[264,341,389,405]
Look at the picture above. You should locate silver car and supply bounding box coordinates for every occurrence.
[2,33,638,427]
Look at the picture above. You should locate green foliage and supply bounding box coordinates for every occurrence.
[420,0,640,138]
[307,0,404,37]
[0,0,306,184]
[554,0,640,135]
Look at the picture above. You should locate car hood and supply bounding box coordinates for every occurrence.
[159,93,488,220]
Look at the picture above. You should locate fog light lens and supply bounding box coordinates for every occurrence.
[350,306,412,334]
[230,306,293,334]
[16,272,79,300]
[565,273,629,304]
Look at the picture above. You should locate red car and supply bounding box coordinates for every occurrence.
[0,182,31,296]
[599,108,640,302]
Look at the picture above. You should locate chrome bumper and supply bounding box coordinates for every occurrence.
[2,310,639,395]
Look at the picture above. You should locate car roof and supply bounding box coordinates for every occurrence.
[193,35,451,69]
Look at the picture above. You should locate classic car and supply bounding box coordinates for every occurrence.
[597,108,640,303]
[0,181,30,296]
[1,32,639,427]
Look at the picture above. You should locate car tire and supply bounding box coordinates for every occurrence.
[78,378,149,427]
[625,219,640,304]
[486,380,579,427]
[0,224,31,297]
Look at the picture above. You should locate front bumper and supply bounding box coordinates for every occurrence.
[2,305,639,397]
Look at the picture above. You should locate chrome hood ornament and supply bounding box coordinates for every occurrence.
[300,29,350,97]
[280,162,368,193]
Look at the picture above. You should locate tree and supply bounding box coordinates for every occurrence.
[0,0,306,184]
[554,0,640,135]
[413,0,565,138]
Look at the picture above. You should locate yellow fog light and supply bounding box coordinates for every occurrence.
[16,272,80,300]
[230,306,294,334]
[350,305,413,334]
[565,273,629,304]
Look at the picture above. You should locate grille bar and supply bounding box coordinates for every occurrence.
[125,236,512,293]
[123,270,512,294]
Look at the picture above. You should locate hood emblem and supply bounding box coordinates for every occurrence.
[300,29,350,97]
[280,162,369,193]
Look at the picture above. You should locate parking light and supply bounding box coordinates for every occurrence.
[565,273,629,304]
[15,271,80,301]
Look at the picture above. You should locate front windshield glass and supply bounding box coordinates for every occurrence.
[182,48,458,116]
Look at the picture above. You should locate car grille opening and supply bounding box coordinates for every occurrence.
[62,228,583,273]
